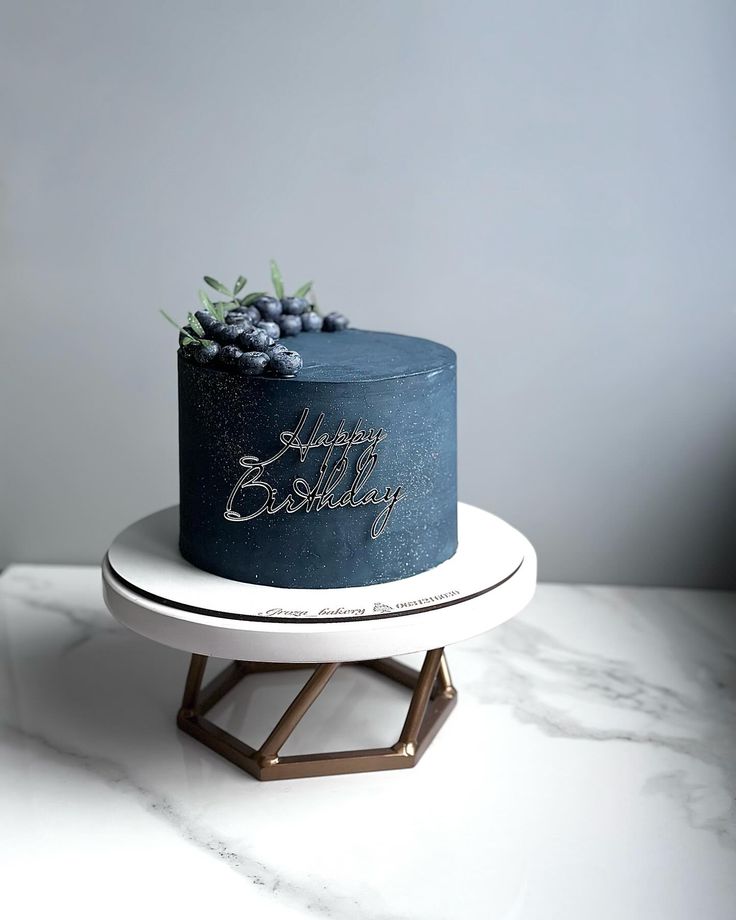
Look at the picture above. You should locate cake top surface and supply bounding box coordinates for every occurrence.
[238,329,455,383]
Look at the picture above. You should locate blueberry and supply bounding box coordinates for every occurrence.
[192,341,220,365]
[238,328,274,352]
[322,311,349,332]
[209,322,227,342]
[243,306,261,324]
[269,349,303,377]
[238,351,270,376]
[226,310,247,325]
[278,314,302,337]
[281,296,308,316]
[254,296,283,321]
[301,311,323,332]
[267,343,289,358]
[256,320,281,340]
[230,320,254,336]
[195,310,218,333]
[218,344,243,367]
[215,323,241,344]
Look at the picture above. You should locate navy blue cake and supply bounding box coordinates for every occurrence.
[178,329,457,588]
[164,266,457,589]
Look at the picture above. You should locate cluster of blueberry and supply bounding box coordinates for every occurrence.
[162,264,349,378]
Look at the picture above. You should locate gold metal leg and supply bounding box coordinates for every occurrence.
[256,663,340,768]
[395,648,444,756]
[176,650,457,781]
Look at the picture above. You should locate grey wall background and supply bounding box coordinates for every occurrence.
[2,0,734,588]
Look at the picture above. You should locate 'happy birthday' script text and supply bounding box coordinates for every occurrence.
[224,408,405,538]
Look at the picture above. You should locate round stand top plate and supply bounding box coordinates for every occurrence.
[103,503,536,662]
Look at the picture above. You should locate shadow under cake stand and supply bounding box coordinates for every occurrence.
[102,503,536,781]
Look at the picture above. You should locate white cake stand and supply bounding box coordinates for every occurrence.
[102,503,536,780]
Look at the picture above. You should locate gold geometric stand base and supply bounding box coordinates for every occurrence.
[177,648,457,781]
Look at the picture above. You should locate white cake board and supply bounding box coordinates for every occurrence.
[102,502,536,663]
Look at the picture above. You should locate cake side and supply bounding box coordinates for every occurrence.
[178,330,457,589]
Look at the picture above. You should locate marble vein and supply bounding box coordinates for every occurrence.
[0,716,405,920]
[458,593,736,849]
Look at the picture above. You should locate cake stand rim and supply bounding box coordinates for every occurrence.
[101,502,537,662]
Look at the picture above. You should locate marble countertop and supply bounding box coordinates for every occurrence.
[1,565,734,919]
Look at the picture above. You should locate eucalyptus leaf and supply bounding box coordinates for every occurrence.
[160,309,182,330]
[233,275,247,296]
[212,301,227,323]
[293,280,313,298]
[204,276,233,297]
[270,260,284,299]
[309,289,321,316]
[182,335,199,346]
[188,312,206,337]
[239,291,267,307]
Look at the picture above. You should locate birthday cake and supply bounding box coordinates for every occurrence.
[165,263,457,589]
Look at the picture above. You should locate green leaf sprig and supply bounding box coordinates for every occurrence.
[201,274,269,320]
[198,288,225,323]
[294,280,313,298]
[161,271,264,347]
[159,309,214,348]
[269,260,284,299]
[269,260,317,310]
[188,311,206,337]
